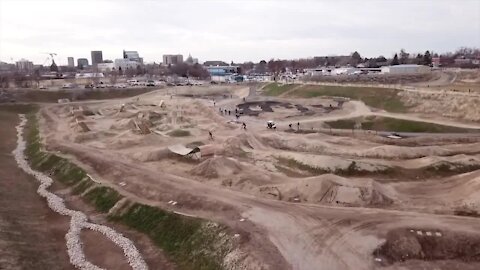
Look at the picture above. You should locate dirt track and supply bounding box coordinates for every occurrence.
[38,85,480,269]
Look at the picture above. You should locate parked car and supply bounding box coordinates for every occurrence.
[39,85,47,89]
[146,80,155,86]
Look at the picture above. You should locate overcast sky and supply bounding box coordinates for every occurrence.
[0,0,479,65]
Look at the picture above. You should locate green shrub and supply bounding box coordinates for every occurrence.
[168,129,191,137]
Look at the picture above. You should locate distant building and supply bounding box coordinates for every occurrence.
[67,57,75,67]
[0,61,15,73]
[206,65,239,82]
[15,59,34,72]
[91,51,103,67]
[114,59,140,70]
[97,62,115,73]
[203,60,228,67]
[77,58,89,69]
[163,54,183,65]
[381,64,430,74]
[454,58,472,65]
[123,50,143,63]
[332,67,357,75]
[75,73,104,79]
[185,54,199,64]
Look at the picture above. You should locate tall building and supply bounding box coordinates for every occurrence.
[163,54,183,65]
[0,62,15,73]
[123,50,143,63]
[67,57,74,67]
[77,58,89,69]
[185,54,199,64]
[91,51,103,66]
[15,59,34,72]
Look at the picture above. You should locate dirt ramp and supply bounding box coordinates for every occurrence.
[110,118,136,130]
[190,156,243,178]
[132,148,171,162]
[221,135,255,157]
[265,174,395,206]
[375,228,480,265]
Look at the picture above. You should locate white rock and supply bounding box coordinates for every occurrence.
[13,115,148,270]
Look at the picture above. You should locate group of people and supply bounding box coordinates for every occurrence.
[219,107,244,120]
[288,122,301,130]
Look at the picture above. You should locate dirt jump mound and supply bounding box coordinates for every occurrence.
[375,228,480,265]
[190,156,243,178]
[268,174,395,206]
[221,135,255,157]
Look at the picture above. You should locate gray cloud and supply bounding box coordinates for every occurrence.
[0,0,478,65]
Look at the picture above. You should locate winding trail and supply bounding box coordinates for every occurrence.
[13,114,148,270]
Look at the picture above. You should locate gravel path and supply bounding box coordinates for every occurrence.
[13,114,148,270]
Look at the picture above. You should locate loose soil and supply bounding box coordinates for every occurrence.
[0,110,73,270]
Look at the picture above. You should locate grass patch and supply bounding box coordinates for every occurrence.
[168,129,191,137]
[277,157,384,176]
[263,83,299,96]
[0,103,38,114]
[186,141,205,148]
[325,116,478,133]
[84,186,122,213]
[3,88,156,103]
[290,85,407,112]
[425,163,480,175]
[454,204,480,217]
[24,111,236,270]
[110,203,233,270]
[71,179,94,195]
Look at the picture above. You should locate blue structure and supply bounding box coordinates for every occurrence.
[206,66,238,76]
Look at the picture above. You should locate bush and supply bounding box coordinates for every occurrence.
[168,129,191,137]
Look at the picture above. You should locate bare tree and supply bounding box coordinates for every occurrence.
[0,74,10,88]
[399,49,409,64]
[109,70,118,85]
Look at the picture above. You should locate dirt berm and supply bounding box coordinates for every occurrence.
[262,174,396,206]
[190,156,243,178]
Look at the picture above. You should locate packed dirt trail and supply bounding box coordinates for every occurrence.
[372,111,480,129]
[38,83,480,270]
[40,129,480,270]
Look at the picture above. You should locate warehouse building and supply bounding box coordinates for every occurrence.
[381,64,430,74]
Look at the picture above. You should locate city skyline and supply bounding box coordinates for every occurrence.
[0,0,479,65]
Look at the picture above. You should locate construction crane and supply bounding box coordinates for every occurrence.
[41,52,57,66]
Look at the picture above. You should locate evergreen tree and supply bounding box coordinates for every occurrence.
[391,54,400,65]
[423,50,432,66]
[416,53,423,65]
[351,51,362,65]
[399,49,409,64]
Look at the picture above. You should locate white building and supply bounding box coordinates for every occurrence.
[381,64,431,74]
[16,59,34,72]
[332,67,357,75]
[75,73,104,79]
[163,54,184,65]
[67,57,75,67]
[97,62,115,72]
[304,67,333,76]
[114,59,140,70]
[123,50,143,63]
